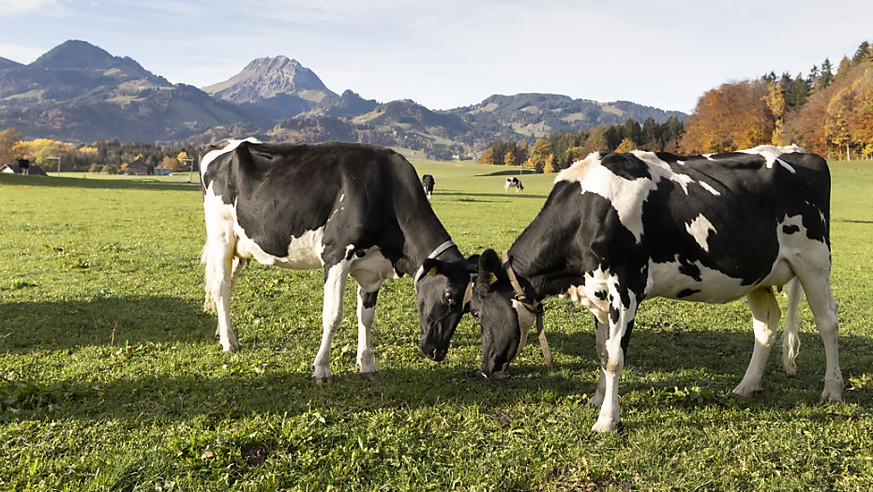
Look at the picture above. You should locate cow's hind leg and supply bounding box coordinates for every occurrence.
[203,237,239,352]
[355,287,380,378]
[735,287,780,397]
[312,262,349,383]
[794,266,843,402]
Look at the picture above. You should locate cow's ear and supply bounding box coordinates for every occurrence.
[476,249,504,290]
[465,254,480,274]
[422,258,445,277]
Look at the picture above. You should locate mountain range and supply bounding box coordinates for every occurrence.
[0,40,686,157]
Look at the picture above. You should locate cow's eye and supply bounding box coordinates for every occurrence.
[471,309,480,321]
[443,292,456,306]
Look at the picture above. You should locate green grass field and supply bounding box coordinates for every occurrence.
[1,158,871,490]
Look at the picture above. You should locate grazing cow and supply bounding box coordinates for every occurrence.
[470,145,843,432]
[200,139,476,382]
[422,174,435,199]
[504,177,524,192]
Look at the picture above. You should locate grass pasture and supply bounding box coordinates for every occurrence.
[1,158,872,491]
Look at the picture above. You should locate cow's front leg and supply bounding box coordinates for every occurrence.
[592,299,637,433]
[313,262,348,383]
[589,318,608,408]
[356,287,380,378]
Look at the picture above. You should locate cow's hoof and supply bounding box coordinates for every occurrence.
[313,375,333,385]
[359,371,378,381]
[591,417,619,433]
[820,388,843,403]
[732,381,762,398]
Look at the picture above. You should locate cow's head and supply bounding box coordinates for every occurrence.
[469,249,539,378]
[415,255,478,362]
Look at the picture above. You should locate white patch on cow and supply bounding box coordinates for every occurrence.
[631,151,695,194]
[202,182,235,239]
[557,153,652,241]
[349,246,399,291]
[558,151,712,242]
[698,181,721,196]
[562,268,612,325]
[739,144,804,173]
[200,137,261,175]
[511,299,535,353]
[685,214,716,252]
[647,257,746,303]
[230,202,326,269]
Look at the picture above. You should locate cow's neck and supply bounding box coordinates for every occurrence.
[392,193,462,277]
[507,239,579,302]
[506,194,584,300]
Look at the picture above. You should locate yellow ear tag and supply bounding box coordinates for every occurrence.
[488,272,498,285]
[427,266,439,277]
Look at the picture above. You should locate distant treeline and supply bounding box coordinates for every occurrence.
[0,129,188,173]
[482,40,873,170]
[479,117,684,172]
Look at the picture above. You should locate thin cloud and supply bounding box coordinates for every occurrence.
[2,0,66,16]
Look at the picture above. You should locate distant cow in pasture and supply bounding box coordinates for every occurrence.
[471,145,843,432]
[505,176,524,192]
[200,139,476,382]
[17,158,30,175]
[422,174,435,199]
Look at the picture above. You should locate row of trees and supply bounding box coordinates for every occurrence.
[479,117,684,172]
[681,42,873,158]
[0,128,191,173]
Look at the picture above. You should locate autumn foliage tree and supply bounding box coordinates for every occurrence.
[0,128,24,165]
[680,80,776,154]
[680,41,873,159]
[786,60,873,158]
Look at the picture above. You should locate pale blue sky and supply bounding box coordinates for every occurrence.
[2,0,872,113]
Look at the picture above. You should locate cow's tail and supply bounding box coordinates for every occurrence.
[782,278,802,375]
[201,243,216,312]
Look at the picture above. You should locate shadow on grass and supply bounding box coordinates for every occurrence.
[2,295,870,424]
[473,169,539,177]
[0,296,213,352]
[0,173,201,192]
[434,191,547,201]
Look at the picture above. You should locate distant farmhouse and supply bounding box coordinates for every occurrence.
[125,159,154,176]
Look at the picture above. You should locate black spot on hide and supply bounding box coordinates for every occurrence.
[677,288,700,298]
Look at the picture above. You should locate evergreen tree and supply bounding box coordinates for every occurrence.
[853,41,871,64]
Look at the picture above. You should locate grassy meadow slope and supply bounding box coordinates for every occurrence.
[0,158,871,490]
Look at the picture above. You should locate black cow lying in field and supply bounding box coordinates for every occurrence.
[470,145,843,432]
[200,139,476,382]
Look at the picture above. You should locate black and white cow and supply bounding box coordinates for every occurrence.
[471,145,843,432]
[504,177,524,192]
[200,139,475,382]
[422,174,435,199]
